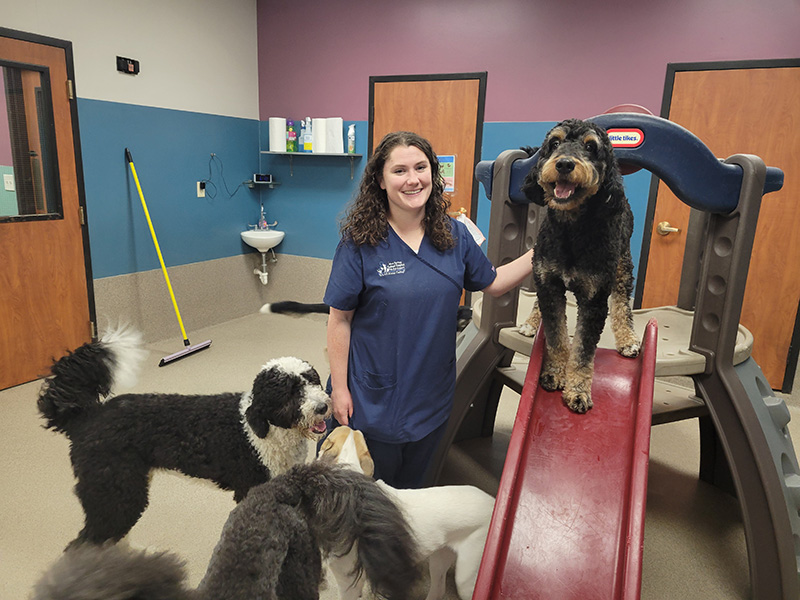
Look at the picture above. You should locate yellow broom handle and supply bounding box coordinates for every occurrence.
[126,151,189,344]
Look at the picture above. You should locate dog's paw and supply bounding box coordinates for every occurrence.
[617,342,640,358]
[540,368,565,392]
[563,389,593,413]
[518,308,540,338]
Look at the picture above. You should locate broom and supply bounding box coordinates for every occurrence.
[125,148,211,366]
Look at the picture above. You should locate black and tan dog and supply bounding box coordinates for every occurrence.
[519,118,640,413]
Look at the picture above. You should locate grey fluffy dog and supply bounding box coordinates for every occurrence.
[32,461,420,600]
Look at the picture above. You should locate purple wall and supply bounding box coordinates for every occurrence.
[257,0,799,122]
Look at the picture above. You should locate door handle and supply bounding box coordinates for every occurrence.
[656,221,680,236]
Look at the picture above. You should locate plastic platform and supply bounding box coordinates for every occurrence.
[485,294,754,377]
[474,320,658,599]
[473,293,748,425]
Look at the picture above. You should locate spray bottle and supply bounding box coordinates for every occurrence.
[303,117,313,152]
[347,124,356,154]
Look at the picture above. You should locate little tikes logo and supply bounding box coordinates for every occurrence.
[377,261,405,277]
[607,128,644,148]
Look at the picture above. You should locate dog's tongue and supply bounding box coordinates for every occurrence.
[312,422,328,434]
[555,181,576,199]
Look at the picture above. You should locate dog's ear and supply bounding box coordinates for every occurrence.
[520,145,539,157]
[353,430,375,478]
[245,400,270,438]
[317,434,337,461]
[521,161,547,206]
[598,127,627,202]
[247,366,304,436]
[269,472,304,506]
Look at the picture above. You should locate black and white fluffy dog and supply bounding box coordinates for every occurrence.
[519,118,640,413]
[37,327,331,547]
[32,461,421,600]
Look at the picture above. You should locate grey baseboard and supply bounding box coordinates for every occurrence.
[93,253,331,343]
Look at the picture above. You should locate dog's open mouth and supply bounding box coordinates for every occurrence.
[310,421,328,435]
[554,179,577,200]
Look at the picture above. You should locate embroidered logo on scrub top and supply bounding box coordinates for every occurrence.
[377,261,405,277]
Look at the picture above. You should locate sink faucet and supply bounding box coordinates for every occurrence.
[259,220,277,230]
[256,205,277,230]
[249,221,278,231]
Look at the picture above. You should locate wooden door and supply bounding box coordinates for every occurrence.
[369,73,486,219]
[639,61,800,390]
[0,29,94,390]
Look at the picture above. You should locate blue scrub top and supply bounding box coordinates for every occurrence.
[324,218,496,443]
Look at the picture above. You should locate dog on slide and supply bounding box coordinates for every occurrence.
[518,118,640,413]
[37,326,331,547]
[318,426,495,600]
[32,461,420,600]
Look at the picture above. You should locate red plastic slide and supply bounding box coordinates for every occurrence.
[474,319,658,599]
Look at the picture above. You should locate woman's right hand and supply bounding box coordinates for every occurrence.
[327,306,356,427]
[331,386,353,426]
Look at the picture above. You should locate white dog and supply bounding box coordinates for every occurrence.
[318,426,495,600]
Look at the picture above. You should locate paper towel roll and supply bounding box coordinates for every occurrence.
[268,117,287,152]
[312,118,327,153]
[325,117,344,154]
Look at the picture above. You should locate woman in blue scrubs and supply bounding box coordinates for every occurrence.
[324,131,533,488]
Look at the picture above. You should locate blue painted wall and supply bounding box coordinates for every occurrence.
[255,119,652,279]
[78,99,260,278]
[76,104,651,280]
[256,120,364,261]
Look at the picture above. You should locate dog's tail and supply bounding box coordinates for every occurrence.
[32,543,193,600]
[37,326,147,433]
[277,462,421,600]
[259,300,330,316]
[351,476,422,600]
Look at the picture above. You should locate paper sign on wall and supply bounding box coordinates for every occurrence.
[438,155,455,192]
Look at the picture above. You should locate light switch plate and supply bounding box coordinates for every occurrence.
[3,173,14,192]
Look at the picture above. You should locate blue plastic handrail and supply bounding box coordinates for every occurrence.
[475,113,783,213]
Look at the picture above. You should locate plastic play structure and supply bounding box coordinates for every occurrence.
[425,112,800,598]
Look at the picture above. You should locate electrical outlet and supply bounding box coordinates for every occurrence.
[197,181,205,198]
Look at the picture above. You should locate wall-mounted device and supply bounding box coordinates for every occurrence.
[116,56,140,75]
[253,173,273,184]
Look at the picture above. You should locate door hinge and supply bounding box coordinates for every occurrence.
[67,79,74,100]
[79,206,85,225]
[90,321,97,339]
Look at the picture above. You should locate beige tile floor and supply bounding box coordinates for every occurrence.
[1,309,798,599]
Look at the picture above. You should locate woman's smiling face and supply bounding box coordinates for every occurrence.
[380,145,433,218]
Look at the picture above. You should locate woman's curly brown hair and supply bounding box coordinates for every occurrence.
[339,131,455,251]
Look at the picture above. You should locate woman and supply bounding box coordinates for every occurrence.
[324,131,533,488]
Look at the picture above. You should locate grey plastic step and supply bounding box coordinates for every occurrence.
[495,364,706,425]
[473,293,754,378]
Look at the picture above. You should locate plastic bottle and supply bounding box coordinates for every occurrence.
[298,119,307,152]
[286,120,297,152]
[347,123,356,154]
[303,117,313,152]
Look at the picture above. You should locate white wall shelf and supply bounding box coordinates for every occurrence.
[261,151,363,179]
